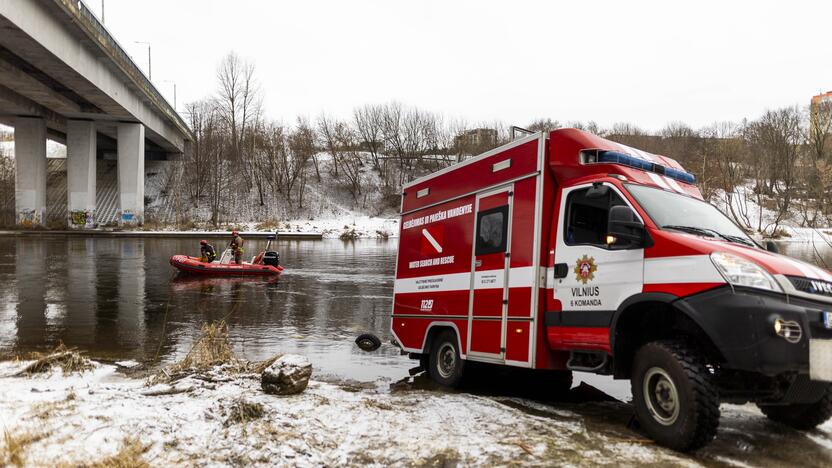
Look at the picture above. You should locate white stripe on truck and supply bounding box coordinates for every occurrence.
[643,255,724,284]
[394,266,536,294]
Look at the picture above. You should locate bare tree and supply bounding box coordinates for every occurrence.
[0,147,14,226]
[743,107,803,235]
[353,104,384,171]
[215,51,262,189]
[704,121,751,229]
[182,100,215,203]
[318,114,364,200]
[526,118,560,133]
[286,117,316,209]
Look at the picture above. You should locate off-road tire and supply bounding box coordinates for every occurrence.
[428,330,465,387]
[355,333,382,351]
[631,340,720,452]
[757,384,832,430]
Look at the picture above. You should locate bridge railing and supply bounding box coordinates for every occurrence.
[56,0,193,141]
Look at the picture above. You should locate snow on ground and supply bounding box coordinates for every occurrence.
[2,360,832,466]
[258,215,398,239]
[711,183,832,244]
[0,360,697,467]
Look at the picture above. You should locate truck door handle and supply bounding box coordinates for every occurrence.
[475,260,482,267]
[553,263,569,279]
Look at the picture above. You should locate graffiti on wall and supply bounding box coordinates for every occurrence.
[120,210,141,226]
[70,210,96,229]
[17,208,42,227]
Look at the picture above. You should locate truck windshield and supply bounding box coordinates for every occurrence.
[625,184,757,248]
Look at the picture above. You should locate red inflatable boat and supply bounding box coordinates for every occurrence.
[169,255,283,276]
[170,234,284,276]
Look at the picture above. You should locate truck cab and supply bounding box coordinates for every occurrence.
[392,129,832,451]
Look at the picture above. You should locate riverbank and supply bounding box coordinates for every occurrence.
[0,214,400,240]
[2,359,832,467]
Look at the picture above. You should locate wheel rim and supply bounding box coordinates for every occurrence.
[437,343,456,379]
[643,367,680,426]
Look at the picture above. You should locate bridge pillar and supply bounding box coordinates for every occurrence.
[14,117,47,227]
[66,120,97,229]
[117,122,144,227]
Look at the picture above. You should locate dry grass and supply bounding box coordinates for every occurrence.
[82,437,151,468]
[152,320,279,384]
[221,223,248,233]
[363,398,393,411]
[15,343,93,376]
[171,321,237,372]
[31,400,75,420]
[255,218,281,231]
[339,228,359,240]
[224,398,266,426]
[1,429,48,467]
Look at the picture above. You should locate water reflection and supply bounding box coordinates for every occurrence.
[0,237,829,385]
[0,237,409,383]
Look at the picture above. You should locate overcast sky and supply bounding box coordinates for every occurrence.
[90,0,831,131]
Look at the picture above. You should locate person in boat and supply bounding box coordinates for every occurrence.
[199,240,216,263]
[230,230,244,264]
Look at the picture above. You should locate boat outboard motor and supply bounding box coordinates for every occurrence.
[263,251,280,267]
[262,232,279,267]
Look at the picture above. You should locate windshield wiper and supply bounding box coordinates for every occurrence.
[662,225,719,238]
[662,225,756,247]
[715,233,757,247]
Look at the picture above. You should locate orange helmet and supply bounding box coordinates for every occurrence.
[200,239,208,245]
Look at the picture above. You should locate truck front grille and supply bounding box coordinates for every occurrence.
[787,276,832,298]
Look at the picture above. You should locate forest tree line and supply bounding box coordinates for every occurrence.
[1,51,831,235]
[177,53,832,235]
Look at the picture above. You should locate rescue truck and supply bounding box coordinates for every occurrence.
[391,128,832,451]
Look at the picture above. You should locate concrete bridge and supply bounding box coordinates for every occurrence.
[0,0,193,227]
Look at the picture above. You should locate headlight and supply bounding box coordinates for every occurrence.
[710,252,782,292]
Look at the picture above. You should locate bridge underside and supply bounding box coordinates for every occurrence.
[0,0,192,227]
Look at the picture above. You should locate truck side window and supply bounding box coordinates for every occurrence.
[475,205,509,255]
[565,187,626,247]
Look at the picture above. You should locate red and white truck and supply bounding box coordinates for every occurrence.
[391,128,832,451]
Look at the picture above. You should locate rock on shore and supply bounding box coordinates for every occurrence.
[261,354,312,395]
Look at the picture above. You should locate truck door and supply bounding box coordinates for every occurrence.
[468,186,512,360]
[551,183,644,347]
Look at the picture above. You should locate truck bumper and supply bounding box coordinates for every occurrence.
[674,286,832,379]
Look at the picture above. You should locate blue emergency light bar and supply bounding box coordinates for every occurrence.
[593,150,696,185]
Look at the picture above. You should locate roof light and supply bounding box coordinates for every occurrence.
[588,150,696,185]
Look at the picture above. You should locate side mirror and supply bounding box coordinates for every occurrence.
[608,205,649,248]
[765,240,779,254]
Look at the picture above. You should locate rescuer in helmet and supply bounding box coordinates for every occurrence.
[229,230,244,264]
[199,240,217,263]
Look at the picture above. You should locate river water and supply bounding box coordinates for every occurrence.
[0,237,826,388]
[0,237,409,385]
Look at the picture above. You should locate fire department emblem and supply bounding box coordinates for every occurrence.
[574,255,597,284]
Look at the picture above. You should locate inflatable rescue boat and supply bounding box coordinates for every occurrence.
[169,254,283,276]
[169,234,283,276]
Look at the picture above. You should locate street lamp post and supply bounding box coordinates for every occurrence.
[134,41,151,80]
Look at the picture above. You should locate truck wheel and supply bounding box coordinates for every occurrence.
[631,340,720,452]
[757,384,832,430]
[428,330,465,387]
